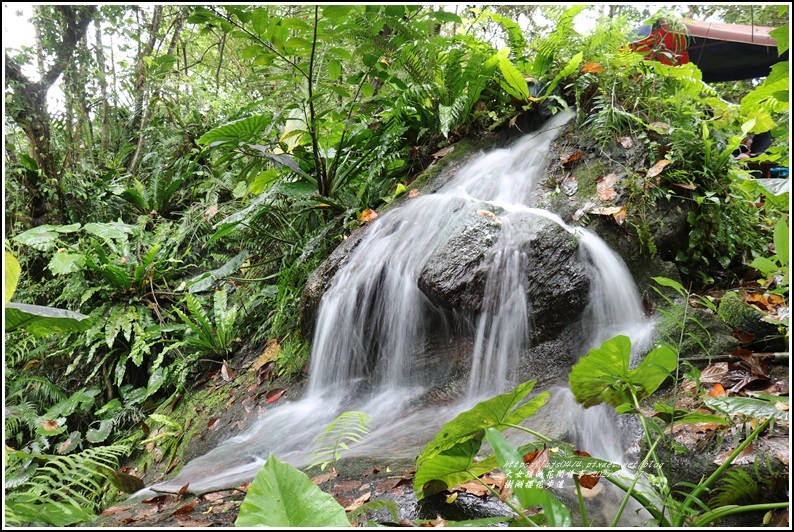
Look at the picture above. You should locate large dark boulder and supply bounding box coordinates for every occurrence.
[417,206,591,343]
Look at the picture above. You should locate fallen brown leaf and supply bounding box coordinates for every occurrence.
[700,363,729,384]
[265,388,286,403]
[359,209,378,223]
[432,146,455,159]
[166,457,180,474]
[572,450,601,489]
[476,209,502,223]
[647,159,671,179]
[221,360,236,382]
[597,173,618,201]
[589,206,623,216]
[580,62,603,73]
[204,204,219,221]
[523,445,550,477]
[251,340,280,374]
[344,491,371,512]
[453,480,490,497]
[101,505,133,516]
[311,468,339,485]
[709,383,727,397]
[715,443,755,465]
[560,150,585,168]
[173,499,199,515]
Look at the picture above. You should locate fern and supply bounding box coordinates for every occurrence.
[5,444,131,526]
[175,289,239,357]
[708,469,760,509]
[347,498,400,526]
[309,411,372,471]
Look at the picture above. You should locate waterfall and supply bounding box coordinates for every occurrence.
[144,110,656,508]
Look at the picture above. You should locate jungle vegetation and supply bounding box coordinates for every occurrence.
[3,4,789,527]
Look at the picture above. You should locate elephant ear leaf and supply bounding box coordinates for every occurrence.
[235,454,350,528]
[569,336,676,409]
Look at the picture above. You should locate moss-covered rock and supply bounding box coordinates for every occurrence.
[717,290,780,339]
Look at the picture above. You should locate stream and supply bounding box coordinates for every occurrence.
[143,110,660,525]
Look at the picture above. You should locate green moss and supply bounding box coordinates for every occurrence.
[572,160,606,198]
[717,291,759,329]
[130,371,253,484]
[409,138,496,191]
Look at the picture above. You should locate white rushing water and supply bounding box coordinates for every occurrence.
[145,111,656,514]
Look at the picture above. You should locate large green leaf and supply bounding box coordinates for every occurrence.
[5,251,21,304]
[417,380,548,465]
[186,250,249,293]
[486,428,571,527]
[198,114,272,147]
[6,500,95,527]
[705,395,789,420]
[235,455,351,527]
[48,251,85,276]
[497,47,529,101]
[413,439,498,499]
[543,51,582,98]
[569,336,677,408]
[14,224,81,252]
[83,222,136,242]
[5,303,92,337]
[773,217,788,267]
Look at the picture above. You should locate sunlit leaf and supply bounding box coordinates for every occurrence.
[497,48,529,101]
[235,455,350,527]
[417,380,547,465]
[580,62,603,73]
[48,251,85,276]
[5,251,21,304]
[359,209,378,223]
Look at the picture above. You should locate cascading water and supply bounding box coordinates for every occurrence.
[145,111,657,523]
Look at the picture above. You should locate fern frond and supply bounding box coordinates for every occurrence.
[309,411,372,471]
[184,294,214,338]
[4,444,131,526]
[347,497,400,526]
[708,469,761,509]
[6,375,68,406]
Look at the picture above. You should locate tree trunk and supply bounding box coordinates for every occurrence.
[95,19,110,152]
[4,6,96,227]
[125,5,163,174]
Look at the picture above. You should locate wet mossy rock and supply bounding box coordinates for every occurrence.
[300,136,502,338]
[718,290,781,340]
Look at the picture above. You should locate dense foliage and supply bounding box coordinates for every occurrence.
[3,4,789,526]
